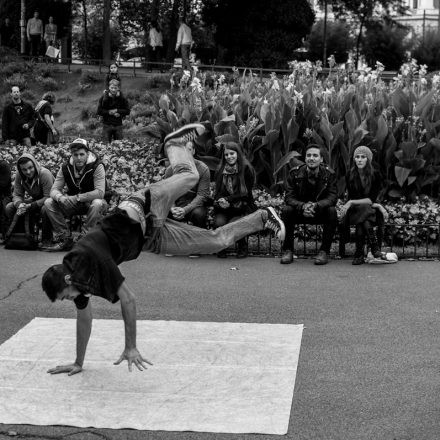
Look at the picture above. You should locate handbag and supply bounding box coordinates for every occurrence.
[47,130,60,144]
[4,212,38,251]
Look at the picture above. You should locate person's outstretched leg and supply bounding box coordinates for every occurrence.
[149,123,205,227]
[156,207,285,256]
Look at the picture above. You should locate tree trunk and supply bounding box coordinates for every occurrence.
[166,0,181,61]
[151,0,160,21]
[103,0,111,63]
[82,0,89,59]
[355,18,364,69]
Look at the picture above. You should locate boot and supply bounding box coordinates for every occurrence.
[352,234,365,265]
[366,227,381,258]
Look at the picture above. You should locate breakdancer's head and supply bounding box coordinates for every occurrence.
[42,264,79,302]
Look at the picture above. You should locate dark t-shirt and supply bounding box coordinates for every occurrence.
[63,209,145,310]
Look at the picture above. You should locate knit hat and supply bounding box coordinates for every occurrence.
[70,138,89,152]
[353,146,373,163]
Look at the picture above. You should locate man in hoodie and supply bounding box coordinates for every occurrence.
[42,138,108,252]
[2,86,35,147]
[97,79,130,143]
[0,160,12,242]
[5,154,54,239]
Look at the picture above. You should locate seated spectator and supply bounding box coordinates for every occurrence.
[339,146,388,265]
[34,91,58,146]
[105,62,121,89]
[42,138,108,252]
[97,79,130,143]
[280,144,338,265]
[5,153,54,243]
[166,142,210,228]
[0,160,12,243]
[2,86,35,147]
[213,142,256,258]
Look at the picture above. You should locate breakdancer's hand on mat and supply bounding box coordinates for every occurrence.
[114,348,153,372]
[47,363,83,376]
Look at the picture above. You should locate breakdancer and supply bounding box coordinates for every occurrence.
[42,123,286,375]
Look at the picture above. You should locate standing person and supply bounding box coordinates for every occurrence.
[175,17,192,71]
[1,86,35,147]
[280,144,338,266]
[339,146,387,265]
[213,143,256,258]
[34,92,58,146]
[42,138,108,252]
[0,160,12,243]
[0,18,14,48]
[26,11,43,58]
[44,16,57,49]
[105,62,121,89]
[41,123,285,376]
[149,21,163,72]
[97,79,130,143]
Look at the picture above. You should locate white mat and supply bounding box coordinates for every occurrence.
[0,318,303,434]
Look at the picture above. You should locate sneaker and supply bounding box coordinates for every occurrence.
[280,249,293,264]
[164,123,206,146]
[264,207,286,241]
[314,250,329,265]
[41,237,73,252]
[352,255,365,265]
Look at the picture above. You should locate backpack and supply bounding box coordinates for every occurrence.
[4,212,38,250]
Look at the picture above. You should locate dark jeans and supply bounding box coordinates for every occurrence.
[103,124,123,143]
[181,44,191,70]
[185,206,207,228]
[281,205,338,253]
[29,34,41,56]
[214,207,250,249]
[0,196,11,238]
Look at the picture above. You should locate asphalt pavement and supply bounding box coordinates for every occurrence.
[0,248,439,440]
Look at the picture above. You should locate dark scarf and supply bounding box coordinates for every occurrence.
[222,163,238,196]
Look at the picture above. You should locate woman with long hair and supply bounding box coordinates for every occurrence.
[340,146,387,265]
[213,142,256,258]
[105,62,121,89]
[34,91,57,146]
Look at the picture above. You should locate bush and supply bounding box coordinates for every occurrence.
[130,103,155,119]
[38,76,59,91]
[21,89,36,102]
[0,61,30,78]
[57,94,73,103]
[413,31,440,71]
[3,73,27,90]
[79,70,102,85]
[80,105,98,120]
[145,74,171,90]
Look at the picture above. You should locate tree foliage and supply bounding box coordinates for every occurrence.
[362,20,411,70]
[202,0,315,68]
[307,19,354,64]
[324,0,407,64]
[413,31,440,71]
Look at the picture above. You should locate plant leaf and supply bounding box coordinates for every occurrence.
[395,166,411,187]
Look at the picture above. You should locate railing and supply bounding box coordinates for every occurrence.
[243,223,440,259]
[0,54,399,80]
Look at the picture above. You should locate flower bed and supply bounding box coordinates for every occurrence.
[2,139,440,250]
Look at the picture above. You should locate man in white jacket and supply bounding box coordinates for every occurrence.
[175,17,193,71]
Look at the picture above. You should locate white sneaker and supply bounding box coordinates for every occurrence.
[164,123,206,145]
[264,207,286,241]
